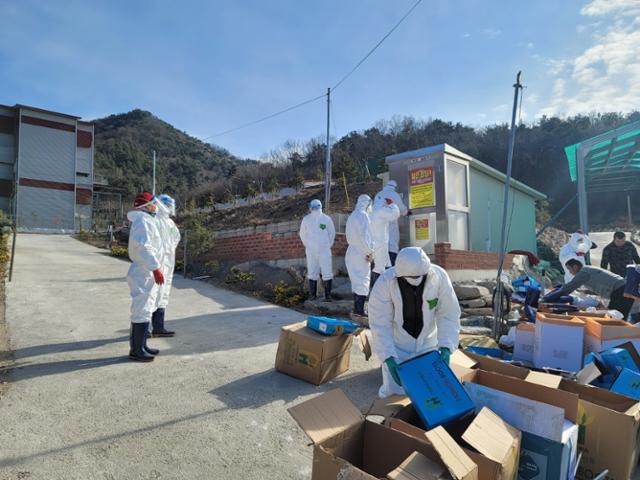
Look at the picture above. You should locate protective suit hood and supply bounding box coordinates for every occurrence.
[569,232,592,254]
[395,247,431,277]
[127,210,152,223]
[355,194,371,212]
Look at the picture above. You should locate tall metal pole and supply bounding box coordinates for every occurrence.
[152,150,156,196]
[627,193,632,225]
[324,88,331,211]
[492,71,524,339]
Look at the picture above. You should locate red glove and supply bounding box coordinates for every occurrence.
[153,268,165,285]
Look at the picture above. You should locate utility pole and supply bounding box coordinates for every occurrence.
[152,150,156,196]
[324,88,331,211]
[628,193,632,225]
[493,71,524,339]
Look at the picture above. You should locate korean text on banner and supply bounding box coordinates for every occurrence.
[409,166,435,209]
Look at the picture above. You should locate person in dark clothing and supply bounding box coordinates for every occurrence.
[601,231,640,277]
[558,258,635,319]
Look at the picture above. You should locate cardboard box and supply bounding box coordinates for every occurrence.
[387,428,479,480]
[288,389,478,480]
[275,322,352,385]
[397,351,475,429]
[453,350,529,380]
[387,406,520,480]
[513,322,535,364]
[610,368,640,401]
[519,420,579,480]
[533,313,585,372]
[560,380,640,480]
[581,317,640,354]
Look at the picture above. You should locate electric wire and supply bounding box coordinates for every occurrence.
[331,0,423,92]
[201,0,423,141]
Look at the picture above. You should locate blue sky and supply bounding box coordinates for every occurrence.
[1,0,639,159]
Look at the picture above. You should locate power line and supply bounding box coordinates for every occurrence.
[202,93,326,141]
[201,0,423,141]
[331,0,423,92]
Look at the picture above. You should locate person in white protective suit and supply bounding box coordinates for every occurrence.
[369,247,461,398]
[126,192,165,362]
[559,231,595,282]
[369,196,400,288]
[151,194,181,337]
[374,180,409,265]
[346,194,375,316]
[299,199,336,301]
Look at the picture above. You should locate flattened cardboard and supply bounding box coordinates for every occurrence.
[462,407,521,479]
[525,371,562,389]
[275,322,352,385]
[287,389,363,444]
[424,427,478,480]
[387,452,447,480]
[464,369,579,423]
[575,362,602,385]
[463,382,565,441]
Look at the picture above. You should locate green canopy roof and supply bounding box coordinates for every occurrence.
[565,120,640,192]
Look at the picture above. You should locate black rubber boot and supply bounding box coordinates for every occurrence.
[151,308,175,337]
[354,294,367,316]
[144,330,159,356]
[370,271,380,290]
[129,323,155,362]
[323,280,333,302]
[308,280,318,300]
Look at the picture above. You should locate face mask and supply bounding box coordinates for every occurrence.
[403,276,424,286]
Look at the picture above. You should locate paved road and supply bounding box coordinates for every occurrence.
[0,235,379,480]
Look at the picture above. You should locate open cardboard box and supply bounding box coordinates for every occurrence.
[580,316,640,353]
[452,348,640,480]
[534,313,585,372]
[288,389,479,480]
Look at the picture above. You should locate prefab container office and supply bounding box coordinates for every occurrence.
[385,143,545,254]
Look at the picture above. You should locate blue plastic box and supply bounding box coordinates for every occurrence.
[610,368,640,400]
[306,316,360,336]
[600,348,640,374]
[465,346,505,358]
[397,350,475,429]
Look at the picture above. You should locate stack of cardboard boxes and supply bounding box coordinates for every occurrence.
[288,347,640,480]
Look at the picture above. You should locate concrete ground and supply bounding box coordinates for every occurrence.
[0,235,380,480]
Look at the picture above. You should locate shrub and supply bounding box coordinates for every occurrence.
[269,281,305,307]
[110,245,129,258]
[182,214,214,258]
[224,266,255,285]
[77,228,90,241]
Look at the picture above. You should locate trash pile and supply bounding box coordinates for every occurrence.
[280,308,640,479]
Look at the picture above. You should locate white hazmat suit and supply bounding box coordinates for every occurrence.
[299,204,335,281]
[374,180,408,255]
[127,210,163,324]
[370,201,400,274]
[346,195,375,296]
[369,247,461,398]
[559,232,593,282]
[155,202,181,309]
